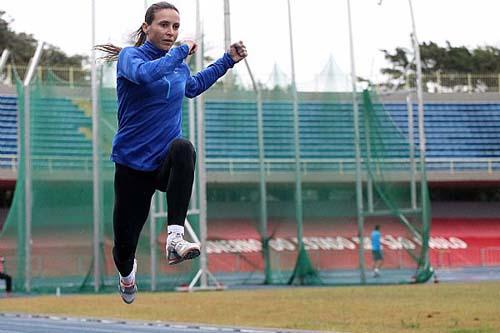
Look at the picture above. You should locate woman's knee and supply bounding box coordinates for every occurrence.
[170,139,196,166]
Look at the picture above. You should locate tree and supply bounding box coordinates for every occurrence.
[380,41,500,88]
[0,11,87,68]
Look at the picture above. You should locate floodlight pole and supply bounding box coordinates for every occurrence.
[346,0,366,284]
[23,41,44,292]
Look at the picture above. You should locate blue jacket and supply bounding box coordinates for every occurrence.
[111,41,235,171]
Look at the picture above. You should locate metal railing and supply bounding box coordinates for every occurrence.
[405,72,500,94]
[2,65,92,87]
[1,155,500,176]
[206,157,500,174]
[3,65,500,93]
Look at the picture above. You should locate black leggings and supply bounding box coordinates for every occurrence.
[112,138,196,276]
[0,272,12,292]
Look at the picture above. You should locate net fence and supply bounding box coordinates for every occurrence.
[0,63,432,293]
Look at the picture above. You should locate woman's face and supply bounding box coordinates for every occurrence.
[143,8,180,51]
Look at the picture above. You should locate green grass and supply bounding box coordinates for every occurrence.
[0,282,499,332]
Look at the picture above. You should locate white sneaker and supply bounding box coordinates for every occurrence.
[118,259,137,304]
[166,233,201,265]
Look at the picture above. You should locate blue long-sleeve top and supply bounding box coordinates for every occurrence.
[111,40,235,171]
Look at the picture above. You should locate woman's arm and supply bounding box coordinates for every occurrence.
[185,41,248,98]
[118,44,190,85]
[184,53,235,98]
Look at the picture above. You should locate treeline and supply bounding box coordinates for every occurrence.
[381,41,500,81]
[0,11,86,68]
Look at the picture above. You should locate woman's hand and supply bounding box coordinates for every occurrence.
[229,41,248,63]
[180,39,198,55]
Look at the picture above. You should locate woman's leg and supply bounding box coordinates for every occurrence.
[155,138,199,264]
[0,272,11,293]
[112,163,155,277]
[156,138,196,227]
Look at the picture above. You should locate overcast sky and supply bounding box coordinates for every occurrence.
[2,0,499,87]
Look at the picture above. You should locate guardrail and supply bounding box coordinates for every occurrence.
[404,72,500,94]
[206,157,500,174]
[1,155,500,175]
[3,65,500,93]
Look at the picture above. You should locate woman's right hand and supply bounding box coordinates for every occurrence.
[180,40,197,55]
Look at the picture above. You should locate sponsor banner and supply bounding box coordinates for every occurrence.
[205,218,500,271]
[206,235,468,254]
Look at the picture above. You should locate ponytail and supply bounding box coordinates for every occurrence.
[134,27,147,47]
[94,44,122,62]
[94,25,147,62]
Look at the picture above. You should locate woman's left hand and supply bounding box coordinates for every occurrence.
[229,41,248,63]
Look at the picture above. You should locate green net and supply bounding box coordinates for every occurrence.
[201,86,432,286]
[0,64,432,293]
[0,66,201,293]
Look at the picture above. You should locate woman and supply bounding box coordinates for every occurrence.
[96,1,247,304]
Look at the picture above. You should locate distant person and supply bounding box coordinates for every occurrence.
[0,257,12,294]
[371,225,383,277]
[95,2,247,304]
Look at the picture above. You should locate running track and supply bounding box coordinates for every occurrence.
[0,313,332,333]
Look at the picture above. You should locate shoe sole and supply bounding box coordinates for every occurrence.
[119,285,137,304]
[121,295,135,304]
[168,248,201,265]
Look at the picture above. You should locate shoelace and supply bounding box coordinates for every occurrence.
[168,233,184,246]
[120,279,135,288]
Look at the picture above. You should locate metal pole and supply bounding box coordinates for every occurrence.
[347,0,366,284]
[223,0,231,50]
[150,193,157,291]
[409,0,430,271]
[287,0,304,244]
[408,0,426,160]
[91,0,101,293]
[23,86,31,293]
[0,49,10,76]
[23,41,44,293]
[195,0,208,288]
[244,59,270,283]
[189,99,197,210]
[406,94,417,209]
[223,0,233,89]
[363,95,374,214]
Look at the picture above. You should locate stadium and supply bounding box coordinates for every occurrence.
[0,0,499,332]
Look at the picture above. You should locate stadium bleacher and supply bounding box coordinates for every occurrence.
[383,103,500,158]
[32,97,92,170]
[1,94,500,175]
[0,96,17,170]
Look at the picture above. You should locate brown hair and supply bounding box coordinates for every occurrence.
[94,2,179,62]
